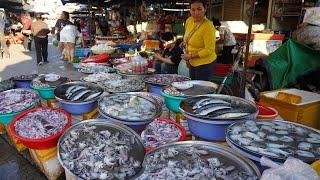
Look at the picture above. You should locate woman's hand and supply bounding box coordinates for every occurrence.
[153,53,162,61]
[181,53,192,61]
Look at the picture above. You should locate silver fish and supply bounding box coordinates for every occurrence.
[197,106,232,116]
[267,148,290,156]
[67,86,86,97]
[193,99,230,110]
[279,136,294,142]
[296,150,315,158]
[84,92,101,101]
[298,142,312,151]
[71,90,92,101]
[306,138,320,144]
[214,112,249,119]
[66,85,79,96]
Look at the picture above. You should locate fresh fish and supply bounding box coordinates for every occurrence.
[266,135,279,141]
[279,136,294,142]
[230,134,242,141]
[192,98,212,109]
[230,126,243,135]
[196,106,232,116]
[261,125,275,132]
[66,85,79,96]
[68,88,88,100]
[245,146,265,153]
[296,150,315,158]
[308,133,320,140]
[274,126,287,130]
[261,150,280,157]
[83,92,101,101]
[275,130,288,135]
[257,121,274,126]
[237,137,252,146]
[244,120,257,127]
[306,138,320,144]
[242,132,263,141]
[257,131,266,138]
[267,148,290,156]
[193,99,230,110]
[67,86,86,97]
[214,112,249,119]
[267,143,287,149]
[298,142,312,151]
[71,90,92,101]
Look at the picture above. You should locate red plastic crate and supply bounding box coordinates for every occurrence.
[213,63,231,77]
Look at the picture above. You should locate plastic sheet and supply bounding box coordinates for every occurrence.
[260,157,319,180]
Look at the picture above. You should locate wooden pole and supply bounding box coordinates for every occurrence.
[88,0,93,45]
[241,0,256,98]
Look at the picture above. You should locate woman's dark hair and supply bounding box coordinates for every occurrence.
[161,32,175,42]
[211,17,221,26]
[62,11,69,20]
[190,0,207,7]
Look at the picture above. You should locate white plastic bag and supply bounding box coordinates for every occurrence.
[178,60,189,77]
[260,157,319,180]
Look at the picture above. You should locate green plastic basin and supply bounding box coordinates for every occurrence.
[0,103,38,125]
[32,86,56,99]
[160,90,186,113]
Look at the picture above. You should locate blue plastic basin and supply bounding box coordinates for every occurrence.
[58,101,97,115]
[146,84,163,96]
[14,80,31,89]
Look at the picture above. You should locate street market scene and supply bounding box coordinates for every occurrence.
[0,0,319,179]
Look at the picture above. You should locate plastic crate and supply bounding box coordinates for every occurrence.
[259,89,320,129]
[75,48,90,57]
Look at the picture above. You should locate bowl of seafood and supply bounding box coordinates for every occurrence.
[0,89,40,125]
[98,93,162,132]
[9,107,72,149]
[31,74,69,99]
[144,74,190,95]
[179,95,258,141]
[80,73,122,83]
[12,74,38,89]
[58,119,145,179]
[127,92,164,107]
[0,79,15,92]
[138,141,260,179]
[161,80,218,113]
[78,64,115,74]
[54,82,104,115]
[226,120,320,168]
[141,118,186,152]
[99,78,145,93]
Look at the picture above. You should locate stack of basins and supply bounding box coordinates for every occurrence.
[12,74,38,89]
[54,82,104,114]
[98,93,162,133]
[144,74,190,96]
[179,94,258,141]
[226,120,320,172]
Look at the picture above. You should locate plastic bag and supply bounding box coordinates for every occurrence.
[178,60,189,77]
[260,157,319,180]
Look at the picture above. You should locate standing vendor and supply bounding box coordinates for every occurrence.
[212,17,236,64]
[181,0,217,81]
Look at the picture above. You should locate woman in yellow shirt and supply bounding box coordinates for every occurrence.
[182,0,217,80]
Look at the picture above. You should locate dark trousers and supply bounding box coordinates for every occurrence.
[189,61,216,81]
[34,37,48,63]
[221,45,235,64]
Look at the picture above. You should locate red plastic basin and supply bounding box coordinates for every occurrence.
[144,117,187,153]
[9,107,72,149]
[256,103,278,120]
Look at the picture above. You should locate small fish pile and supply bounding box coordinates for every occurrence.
[190,97,250,118]
[0,79,15,92]
[227,120,320,161]
[129,92,164,107]
[0,89,39,114]
[14,109,68,139]
[99,94,157,121]
[78,65,115,74]
[100,78,145,93]
[63,85,103,102]
[32,76,53,88]
[32,74,68,88]
[82,73,121,83]
[59,124,142,179]
[144,74,190,86]
[11,74,38,81]
[163,86,184,96]
[139,145,257,180]
[141,120,182,149]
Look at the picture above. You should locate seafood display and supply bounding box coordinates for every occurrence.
[0,79,15,92]
[11,74,38,81]
[139,141,259,180]
[55,83,103,102]
[14,109,68,139]
[141,120,182,149]
[163,80,217,97]
[227,120,320,162]
[0,89,39,114]
[144,74,190,86]
[109,58,129,65]
[81,73,121,83]
[78,65,115,74]
[128,92,164,107]
[32,74,69,88]
[99,94,158,121]
[91,44,116,54]
[58,120,145,179]
[100,78,145,93]
[180,95,257,119]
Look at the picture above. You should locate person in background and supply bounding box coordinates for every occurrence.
[0,10,9,58]
[94,20,102,36]
[21,12,32,51]
[212,17,236,64]
[31,13,50,65]
[55,11,72,60]
[181,0,217,81]
[154,32,184,74]
[59,22,82,63]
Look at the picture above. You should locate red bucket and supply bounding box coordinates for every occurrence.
[9,107,72,149]
[144,118,187,153]
[256,102,278,120]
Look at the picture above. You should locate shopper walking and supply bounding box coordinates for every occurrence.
[31,13,50,65]
[181,0,217,81]
[0,10,9,58]
[55,11,72,60]
[60,22,81,63]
